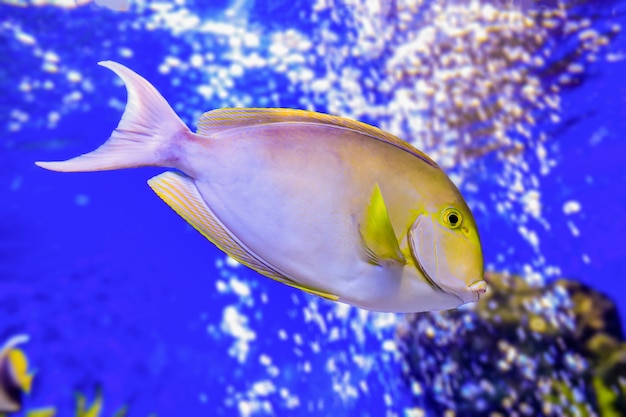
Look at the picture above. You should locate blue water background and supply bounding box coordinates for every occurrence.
[1,1,626,416]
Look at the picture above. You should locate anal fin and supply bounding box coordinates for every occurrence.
[147,171,339,301]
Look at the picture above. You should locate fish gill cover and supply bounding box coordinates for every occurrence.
[0,0,625,416]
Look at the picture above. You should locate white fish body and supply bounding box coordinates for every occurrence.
[36,62,486,313]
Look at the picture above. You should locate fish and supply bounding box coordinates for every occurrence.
[0,335,33,413]
[36,61,486,313]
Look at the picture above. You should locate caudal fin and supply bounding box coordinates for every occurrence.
[35,61,189,172]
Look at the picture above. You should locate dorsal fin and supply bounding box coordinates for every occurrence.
[196,108,439,168]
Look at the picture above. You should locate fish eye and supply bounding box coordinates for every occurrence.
[441,207,462,229]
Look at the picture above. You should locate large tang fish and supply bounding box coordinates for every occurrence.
[37,61,486,313]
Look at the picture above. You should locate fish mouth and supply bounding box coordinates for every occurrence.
[469,280,487,299]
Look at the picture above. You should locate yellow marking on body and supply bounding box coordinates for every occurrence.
[7,349,33,393]
[148,171,339,301]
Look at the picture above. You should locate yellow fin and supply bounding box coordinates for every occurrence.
[196,108,438,168]
[148,171,339,301]
[360,183,405,266]
[280,281,339,301]
[7,349,33,393]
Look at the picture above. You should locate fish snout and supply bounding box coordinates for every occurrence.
[469,280,487,298]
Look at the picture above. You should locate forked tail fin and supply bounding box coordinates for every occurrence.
[35,61,189,172]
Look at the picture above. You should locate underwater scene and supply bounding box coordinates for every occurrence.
[1,0,626,415]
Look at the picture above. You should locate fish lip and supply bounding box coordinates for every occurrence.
[469,280,487,300]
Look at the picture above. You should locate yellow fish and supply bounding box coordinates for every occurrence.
[36,61,486,312]
[0,335,34,413]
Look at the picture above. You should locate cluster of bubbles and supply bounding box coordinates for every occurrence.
[134,0,618,281]
[1,0,623,415]
[298,0,619,279]
[207,256,408,416]
[144,0,620,414]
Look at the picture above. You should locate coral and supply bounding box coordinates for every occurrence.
[397,272,626,415]
[1,389,133,417]
[74,390,128,417]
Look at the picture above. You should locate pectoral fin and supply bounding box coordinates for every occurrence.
[148,171,339,301]
[360,183,406,266]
